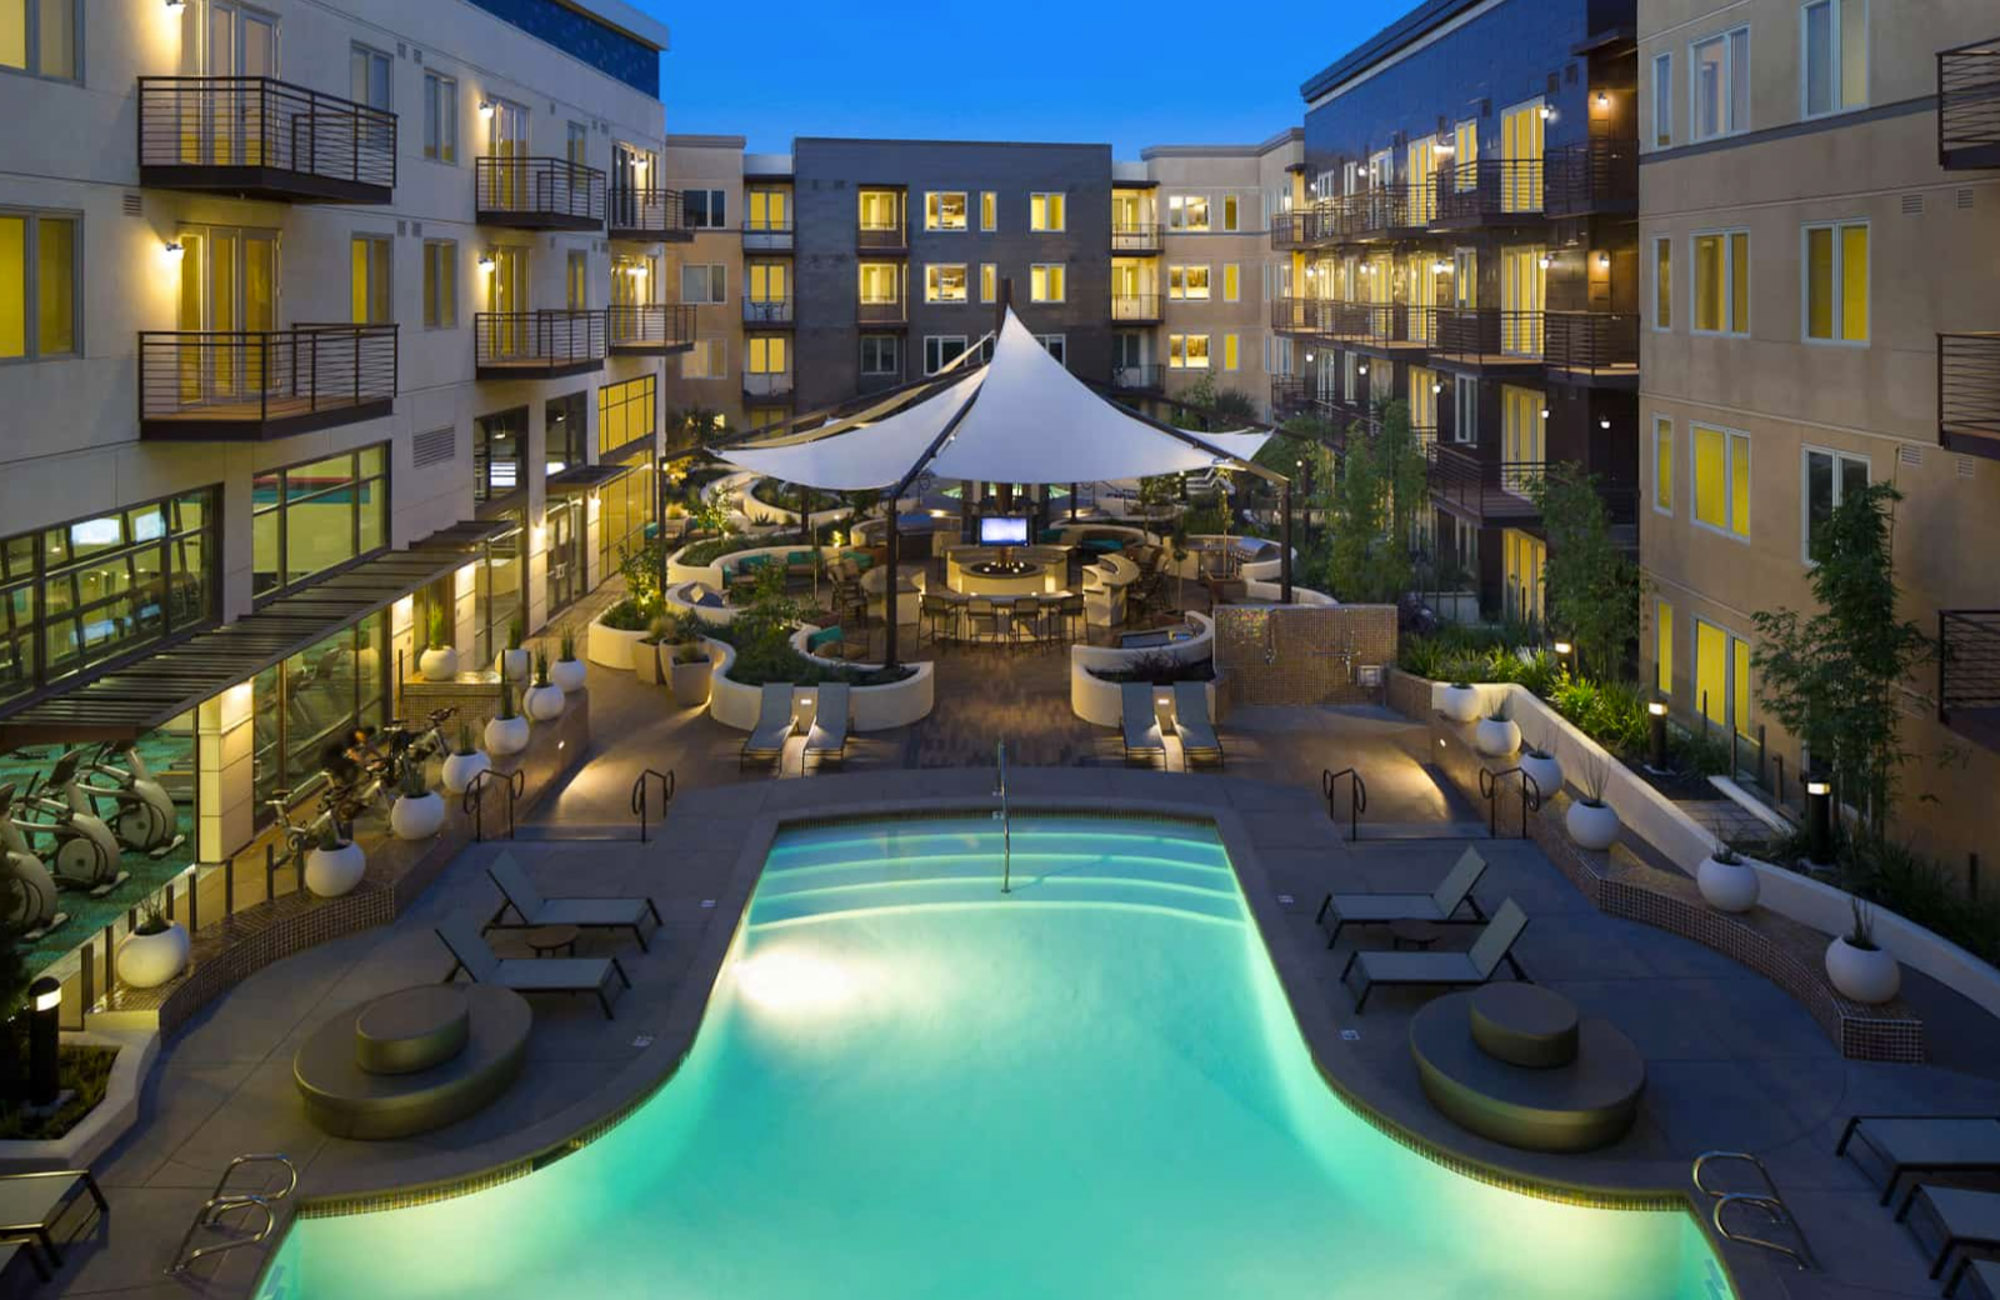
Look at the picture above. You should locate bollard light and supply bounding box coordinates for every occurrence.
[1805,775,1834,865]
[1646,700,1668,770]
[28,976,61,1108]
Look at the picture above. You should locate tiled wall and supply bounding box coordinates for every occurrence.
[1213,605,1398,707]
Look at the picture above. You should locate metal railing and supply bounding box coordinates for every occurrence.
[1544,310,1640,372]
[743,298,795,326]
[607,303,698,350]
[1544,140,1639,215]
[1271,296,1329,334]
[1271,376,1312,418]
[1427,445,1547,519]
[1479,766,1542,839]
[1434,307,1544,362]
[1112,293,1163,322]
[463,766,525,842]
[744,372,795,398]
[1941,610,2000,734]
[632,768,675,843]
[474,310,604,370]
[1112,363,1164,391]
[476,156,605,224]
[1111,222,1162,253]
[607,184,689,237]
[1347,184,1424,235]
[1693,1151,1815,1271]
[1434,159,1544,222]
[994,740,1013,894]
[1939,38,2000,167]
[138,324,397,429]
[857,224,907,250]
[1270,210,1318,249]
[1323,766,1368,842]
[167,1154,296,1275]
[857,300,906,325]
[137,76,396,192]
[1939,332,2000,451]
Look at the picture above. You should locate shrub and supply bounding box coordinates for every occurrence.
[1088,653,1215,685]
[599,599,648,632]
[678,536,766,568]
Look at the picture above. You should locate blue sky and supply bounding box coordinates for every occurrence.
[636,0,1407,156]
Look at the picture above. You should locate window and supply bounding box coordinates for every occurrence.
[680,339,725,379]
[565,121,587,167]
[1453,376,1477,444]
[1803,220,1868,343]
[1802,447,1869,562]
[566,250,587,310]
[1409,366,1438,438]
[1168,265,1210,300]
[1223,264,1240,302]
[349,235,392,325]
[597,374,655,454]
[1652,236,1672,329]
[683,189,727,229]
[422,240,456,328]
[925,192,968,231]
[1452,119,1479,190]
[594,451,654,591]
[252,445,388,598]
[860,335,900,376]
[1653,416,1674,514]
[858,190,899,231]
[423,72,457,163]
[747,336,787,375]
[544,390,585,474]
[1035,334,1066,367]
[925,264,968,303]
[1653,53,1673,146]
[1500,385,1544,489]
[1168,334,1210,369]
[1692,231,1749,335]
[1802,0,1866,116]
[251,609,388,812]
[1168,195,1209,232]
[1692,423,1751,539]
[1655,600,1675,695]
[1030,193,1066,232]
[681,264,726,304]
[0,0,75,79]
[746,189,788,232]
[1691,27,1750,141]
[1503,529,1546,624]
[1695,619,1755,736]
[1222,333,1239,372]
[1222,194,1241,232]
[471,410,522,500]
[858,262,900,304]
[924,335,967,375]
[980,191,996,231]
[1030,263,1065,303]
[0,210,77,358]
[350,43,392,111]
[980,263,997,303]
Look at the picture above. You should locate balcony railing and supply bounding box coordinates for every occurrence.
[1433,308,1545,364]
[1939,39,2000,169]
[744,372,795,400]
[1433,159,1544,225]
[1940,332,2000,458]
[742,220,794,252]
[1941,609,2000,750]
[1272,296,1327,334]
[476,157,605,230]
[858,300,907,326]
[1544,141,1638,216]
[1271,376,1312,418]
[474,310,604,377]
[1112,363,1164,392]
[1348,185,1424,237]
[607,185,691,240]
[1427,445,1546,520]
[858,224,908,252]
[1112,222,1163,254]
[138,324,397,440]
[744,298,795,326]
[137,76,396,203]
[1544,311,1640,376]
[1112,294,1164,323]
[606,304,697,354]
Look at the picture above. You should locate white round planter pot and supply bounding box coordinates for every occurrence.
[524,684,566,722]
[485,715,530,756]
[1697,856,1761,913]
[116,924,190,989]
[419,647,459,682]
[1519,751,1563,800]
[441,750,490,795]
[496,648,531,684]
[1439,684,1482,724]
[1825,937,1900,1004]
[551,658,588,693]
[1474,717,1521,757]
[391,791,446,841]
[305,841,367,898]
[1565,800,1621,851]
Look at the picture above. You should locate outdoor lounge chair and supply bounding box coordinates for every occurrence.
[436,913,630,1019]
[1172,682,1223,770]
[1315,846,1489,948]
[483,853,662,951]
[1899,1185,2000,1281]
[804,682,851,772]
[1837,1115,2000,1208]
[1120,682,1165,767]
[0,1169,106,1270]
[739,682,795,772]
[1946,1255,2000,1300]
[1339,899,1529,1013]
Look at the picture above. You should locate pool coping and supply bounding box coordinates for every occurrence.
[263,783,1770,1299]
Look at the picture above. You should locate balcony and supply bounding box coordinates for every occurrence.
[607,304,697,355]
[858,300,908,328]
[1940,609,2000,751]
[1112,223,1163,255]
[476,157,605,231]
[1271,211,1315,251]
[1350,303,1434,351]
[858,224,908,255]
[1112,294,1163,324]
[743,220,794,253]
[138,325,397,440]
[1428,445,1546,521]
[1939,39,2000,169]
[1544,311,1640,385]
[1940,333,2000,459]
[1347,185,1428,240]
[1432,160,1545,227]
[1270,376,1313,419]
[474,310,604,379]
[607,186,693,242]
[1544,141,1639,217]
[744,372,795,402]
[1113,363,1164,393]
[1433,308,1546,369]
[744,298,795,328]
[137,77,396,204]
[1272,296,1327,335]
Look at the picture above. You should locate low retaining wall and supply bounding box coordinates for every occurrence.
[586,615,647,669]
[0,1028,158,1172]
[1069,612,1216,726]
[664,581,734,627]
[707,637,935,731]
[1243,578,1336,605]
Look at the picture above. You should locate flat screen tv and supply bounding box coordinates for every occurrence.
[979,515,1030,546]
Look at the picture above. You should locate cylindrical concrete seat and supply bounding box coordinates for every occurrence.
[1469,983,1579,1069]
[356,985,471,1076]
[296,985,531,1141]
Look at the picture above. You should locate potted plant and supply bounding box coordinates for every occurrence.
[419,604,458,682]
[524,650,566,722]
[551,624,588,693]
[485,684,530,756]
[389,755,446,840]
[1439,681,1482,724]
[1563,753,1621,851]
[1696,836,1761,914]
[496,616,530,684]
[116,897,189,989]
[1826,898,1900,1004]
[670,639,712,708]
[440,721,490,795]
[305,816,367,898]
[634,613,670,686]
[1474,698,1521,757]
[1518,732,1563,801]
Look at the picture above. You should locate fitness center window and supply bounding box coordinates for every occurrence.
[251,611,388,814]
[596,455,655,585]
[252,445,388,601]
[474,409,526,503]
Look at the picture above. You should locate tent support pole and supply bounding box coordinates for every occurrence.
[1069,483,1078,523]
[1281,483,1295,605]
[884,496,900,671]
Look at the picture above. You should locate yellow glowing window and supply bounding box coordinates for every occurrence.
[1409,367,1438,437]
[350,235,392,325]
[1732,637,1753,737]
[748,190,788,231]
[1030,193,1066,232]
[747,336,786,374]
[1655,601,1674,695]
[858,190,899,231]
[925,192,967,231]
[1693,231,1748,334]
[1653,237,1671,329]
[0,215,23,358]
[1030,263,1065,303]
[749,263,787,302]
[924,264,967,303]
[980,191,996,231]
[1170,195,1209,232]
[1223,264,1240,302]
[980,263,996,303]
[1169,334,1210,369]
[1805,221,1868,342]
[1653,416,1673,512]
[1169,265,1210,300]
[1222,194,1240,231]
[1452,119,1478,191]
[1692,423,1750,538]
[858,262,899,303]
[1223,333,1239,371]
[1696,620,1727,726]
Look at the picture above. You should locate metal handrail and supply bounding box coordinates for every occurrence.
[476,155,605,222]
[167,1153,297,1275]
[462,766,525,842]
[137,324,398,427]
[608,303,699,350]
[632,768,676,843]
[994,740,1012,894]
[137,76,398,190]
[1694,1151,1816,1271]
[1322,766,1368,842]
[607,184,689,236]
[1478,766,1542,839]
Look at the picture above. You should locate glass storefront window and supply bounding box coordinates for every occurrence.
[597,375,655,455]
[475,409,526,502]
[474,515,525,668]
[596,454,655,582]
[546,392,586,475]
[251,611,387,812]
[252,445,389,600]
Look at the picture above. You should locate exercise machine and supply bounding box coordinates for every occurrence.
[0,785,69,939]
[69,741,183,858]
[16,753,127,894]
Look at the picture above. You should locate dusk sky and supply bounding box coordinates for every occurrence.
[636,0,1409,156]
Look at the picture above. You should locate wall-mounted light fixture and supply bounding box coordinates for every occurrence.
[1431,382,1443,394]
[165,0,185,10]
[1357,363,1369,375]
[477,253,496,272]
[163,240,185,260]
[1434,259,1451,272]
[1540,105,1554,120]
[1596,252,1611,269]
[1600,417,1612,430]
[1538,254,1552,269]
[1595,91,1610,109]
[478,100,495,120]
[1540,408,1550,420]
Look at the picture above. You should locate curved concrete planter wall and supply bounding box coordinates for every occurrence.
[586,616,648,670]
[1068,612,1216,726]
[706,636,935,731]
[1243,579,1337,606]
[664,581,736,627]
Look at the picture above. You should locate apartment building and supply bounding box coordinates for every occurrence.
[0,0,686,862]
[1279,0,1641,621]
[1638,1,2000,867]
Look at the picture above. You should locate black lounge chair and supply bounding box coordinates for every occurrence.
[1316,846,1488,948]
[1900,1185,2000,1282]
[436,914,629,1019]
[0,1168,107,1269]
[483,854,661,951]
[1340,899,1530,1014]
[1836,1114,2000,1208]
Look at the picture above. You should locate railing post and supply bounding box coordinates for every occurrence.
[224,853,234,918]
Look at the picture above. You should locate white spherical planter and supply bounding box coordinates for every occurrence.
[1565,800,1621,851]
[496,648,531,684]
[1825,937,1900,1004]
[305,841,367,898]
[1697,856,1761,913]
[1439,684,1482,723]
[419,647,459,682]
[524,683,566,722]
[391,791,446,841]
[551,658,587,693]
[116,925,189,989]
[485,715,530,756]
[1519,751,1563,800]
[441,749,490,795]
[1474,717,1521,757]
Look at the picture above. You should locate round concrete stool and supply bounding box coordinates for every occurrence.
[295,985,531,1141]
[1469,983,1579,1069]
[356,985,471,1076]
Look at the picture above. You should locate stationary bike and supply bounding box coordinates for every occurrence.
[15,752,127,895]
[68,741,183,857]
[0,785,69,939]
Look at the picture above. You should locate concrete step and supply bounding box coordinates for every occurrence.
[1350,821,1492,841]
[508,822,643,843]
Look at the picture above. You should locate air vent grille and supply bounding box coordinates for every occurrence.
[1901,193,1924,215]
[412,427,457,468]
[1899,445,1923,468]
[122,193,142,217]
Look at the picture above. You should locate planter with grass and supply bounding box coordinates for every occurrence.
[669,641,712,708]
[1518,734,1563,800]
[551,625,588,693]
[1564,754,1621,851]
[1439,681,1482,724]
[1826,899,1900,1004]
[634,614,670,686]
[440,722,490,795]
[304,820,367,899]
[1696,839,1760,914]
[1474,699,1521,757]
[390,758,446,841]
[485,686,530,756]
[524,651,566,722]
[496,617,530,684]
[588,600,650,669]
[116,901,188,989]
[418,604,458,682]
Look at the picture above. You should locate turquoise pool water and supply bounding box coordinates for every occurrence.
[264,816,1728,1299]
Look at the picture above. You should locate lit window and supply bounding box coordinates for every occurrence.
[858,190,899,231]
[0,210,76,358]
[597,375,655,454]
[680,338,725,379]
[1653,416,1673,514]
[422,240,457,329]
[1652,236,1672,329]
[1655,601,1674,696]
[747,190,789,232]
[254,446,388,597]
[1030,193,1066,232]
[925,264,968,303]
[1802,447,1868,563]
[1692,423,1751,539]
[857,262,900,304]
[1803,220,1868,343]
[1169,195,1210,232]
[1168,265,1210,300]
[747,336,787,375]
[980,263,997,303]
[566,250,587,311]
[1695,619,1754,736]
[1802,0,1866,117]
[980,191,996,231]
[1,0,75,79]
[1652,53,1673,146]
[925,192,968,231]
[1452,376,1478,444]
[350,235,392,325]
[1223,264,1240,302]
[1030,263,1065,303]
[1691,230,1749,335]
[1168,334,1210,369]
[1452,120,1479,190]
[423,72,457,163]
[1222,333,1239,372]
[1222,194,1240,231]
[1690,26,1751,141]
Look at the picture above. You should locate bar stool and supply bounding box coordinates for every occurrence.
[1058,592,1086,643]
[1009,596,1042,653]
[964,597,1000,647]
[920,593,958,646]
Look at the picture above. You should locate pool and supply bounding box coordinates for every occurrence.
[263,816,1729,1299]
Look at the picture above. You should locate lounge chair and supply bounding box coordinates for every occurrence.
[483,853,662,951]
[804,682,851,772]
[1339,899,1529,1013]
[1837,1115,2000,1208]
[1947,1255,2000,1300]
[1315,846,1489,948]
[739,682,795,771]
[0,1168,108,1269]
[1172,682,1223,770]
[436,913,630,1019]
[1120,682,1165,767]
[1900,1185,2000,1281]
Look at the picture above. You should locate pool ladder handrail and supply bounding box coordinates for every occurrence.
[994,739,1012,894]
[167,1152,298,1276]
[1692,1150,1816,1271]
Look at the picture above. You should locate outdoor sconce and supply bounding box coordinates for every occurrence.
[1540,105,1554,120]
[1805,776,1834,863]
[1596,91,1610,109]
[28,976,60,1108]
[477,253,496,272]
[1538,254,1552,269]
[478,100,496,120]
[1436,142,1454,155]
[1431,382,1443,394]
[165,0,185,9]
[1597,252,1611,269]
[1305,351,1315,362]
[1646,700,1668,769]
[163,240,185,260]
[1434,260,1451,273]
[1357,363,1369,375]
[1600,418,1612,429]
[1540,408,1551,420]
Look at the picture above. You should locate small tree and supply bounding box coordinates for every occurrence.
[1314,401,1423,603]
[1531,462,1638,680]
[1752,482,1931,839]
